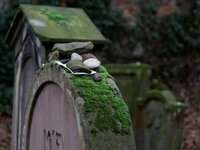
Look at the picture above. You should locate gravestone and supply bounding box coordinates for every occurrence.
[5,4,121,150]
[22,63,136,150]
[105,63,151,124]
[136,90,184,150]
[106,64,184,150]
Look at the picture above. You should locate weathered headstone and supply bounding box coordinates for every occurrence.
[136,90,184,150]
[22,63,136,150]
[106,64,184,150]
[105,63,151,123]
[5,4,112,150]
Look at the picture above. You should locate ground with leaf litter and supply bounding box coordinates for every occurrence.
[0,115,11,149]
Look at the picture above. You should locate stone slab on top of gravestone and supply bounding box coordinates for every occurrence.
[52,41,94,56]
[19,4,107,43]
[22,62,137,150]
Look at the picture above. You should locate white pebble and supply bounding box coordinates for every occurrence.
[83,58,101,69]
[71,53,83,61]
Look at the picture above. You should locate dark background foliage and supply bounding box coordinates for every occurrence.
[134,0,200,57]
[0,3,18,116]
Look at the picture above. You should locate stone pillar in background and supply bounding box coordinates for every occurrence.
[106,64,184,150]
[135,90,184,150]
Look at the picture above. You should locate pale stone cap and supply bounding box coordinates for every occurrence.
[52,41,94,56]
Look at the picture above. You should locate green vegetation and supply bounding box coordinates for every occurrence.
[133,0,200,57]
[69,66,131,134]
[78,0,200,60]
[41,8,71,22]
[78,0,128,43]
[0,3,17,116]
[0,42,13,116]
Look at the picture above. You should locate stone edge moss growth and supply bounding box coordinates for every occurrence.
[43,61,131,134]
[69,66,131,134]
[136,89,184,111]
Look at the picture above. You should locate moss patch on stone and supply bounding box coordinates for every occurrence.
[69,66,131,134]
[42,8,71,22]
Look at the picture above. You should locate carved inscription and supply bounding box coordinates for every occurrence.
[44,130,64,150]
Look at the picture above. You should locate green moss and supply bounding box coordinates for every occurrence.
[69,66,131,134]
[42,8,71,22]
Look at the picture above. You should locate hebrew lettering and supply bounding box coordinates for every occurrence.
[44,129,64,150]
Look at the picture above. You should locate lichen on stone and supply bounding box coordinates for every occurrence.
[41,8,71,22]
[68,66,131,134]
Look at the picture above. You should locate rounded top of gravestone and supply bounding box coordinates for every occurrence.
[22,62,137,150]
[52,41,94,56]
[136,90,184,110]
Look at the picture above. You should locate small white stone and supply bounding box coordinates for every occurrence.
[71,53,83,61]
[83,58,101,69]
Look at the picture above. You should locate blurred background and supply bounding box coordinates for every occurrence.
[0,0,200,149]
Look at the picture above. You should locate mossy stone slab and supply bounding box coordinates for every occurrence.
[52,41,94,56]
[20,4,107,43]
